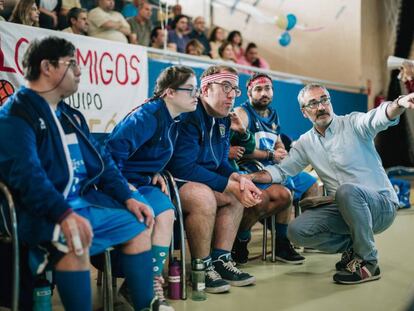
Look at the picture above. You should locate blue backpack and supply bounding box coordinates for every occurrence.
[389,178,411,209]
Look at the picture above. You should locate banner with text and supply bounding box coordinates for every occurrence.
[0,22,148,132]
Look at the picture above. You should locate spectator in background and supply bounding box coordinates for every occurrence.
[399,60,414,93]
[238,42,270,70]
[62,7,88,34]
[166,3,181,29]
[0,0,5,21]
[88,0,131,43]
[59,0,81,29]
[209,26,225,59]
[167,14,190,53]
[127,1,152,46]
[227,30,244,62]
[150,26,177,51]
[218,41,236,63]
[9,0,40,27]
[36,0,61,29]
[185,39,204,57]
[189,16,210,56]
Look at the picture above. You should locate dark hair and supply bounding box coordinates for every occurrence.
[185,39,204,55]
[150,26,162,42]
[9,0,39,26]
[67,7,87,26]
[218,41,232,58]
[245,42,257,53]
[200,65,237,80]
[209,26,223,42]
[227,30,242,47]
[245,42,261,67]
[23,36,76,81]
[171,14,188,30]
[153,66,195,98]
[246,73,272,90]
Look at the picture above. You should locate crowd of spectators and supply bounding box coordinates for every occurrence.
[0,0,270,70]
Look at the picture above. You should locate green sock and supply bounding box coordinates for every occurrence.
[152,245,169,276]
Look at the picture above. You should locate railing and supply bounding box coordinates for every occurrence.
[146,47,366,94]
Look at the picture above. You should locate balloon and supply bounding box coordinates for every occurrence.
[286,13,297,31]
[276,15,288,30]
[279,32,291,47]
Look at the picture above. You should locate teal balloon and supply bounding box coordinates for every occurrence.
[286,14,297,31]
[279,32,291,47]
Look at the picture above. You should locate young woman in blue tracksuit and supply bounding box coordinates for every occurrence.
[105,66,199,309]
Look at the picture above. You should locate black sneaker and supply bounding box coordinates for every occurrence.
[231,237,250,265]
[275,237,305,264]
[333,258,381,284]
[204,263,231,293]
[213,254,256,287]
[335,249,354,271]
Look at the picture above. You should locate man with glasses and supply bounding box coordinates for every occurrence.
[0,36,158,310]
[168,65,290,293]
[232,73,318,265]
[248,83,414,284]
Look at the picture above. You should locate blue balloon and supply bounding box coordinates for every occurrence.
[286,13,297,31]
[279,32,291,47]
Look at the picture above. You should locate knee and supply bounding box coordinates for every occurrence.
[156,209,175,225]
[180,182,217,218]
[287,219,304,245]
[335,183,358,205]
[268,185,292,210]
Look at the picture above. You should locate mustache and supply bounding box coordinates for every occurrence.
[260,96,271,101]
[316,111,330,118]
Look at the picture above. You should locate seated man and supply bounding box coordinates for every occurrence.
[250,83,414,284]
[0,36,157,311]
[62,7,89,35]
[167,65,292,293]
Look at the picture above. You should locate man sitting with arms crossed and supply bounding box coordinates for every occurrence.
[248,83,414,284]
[168,65,292,293]
[0,36,158,310]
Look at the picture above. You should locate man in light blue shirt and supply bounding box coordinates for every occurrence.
[249,83,414,284]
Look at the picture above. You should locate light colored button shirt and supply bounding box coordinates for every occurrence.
[264,102,399,204]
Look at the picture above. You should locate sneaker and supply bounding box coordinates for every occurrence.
[335,249,354,271]
[333,258,381,284]
[275,237,305,264]
[204,263,231,293]
[213,254,256,287]
[153,276,174,311]
[140,297,160,311]
[231,237,250,264]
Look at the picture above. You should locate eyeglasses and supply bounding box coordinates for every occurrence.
[302,97,331,110]
[175,87,200,98]
[209,81,242,97]
[51,59,80,70]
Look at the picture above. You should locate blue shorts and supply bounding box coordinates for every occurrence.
[290,172,317,201]
[132,185,174,217]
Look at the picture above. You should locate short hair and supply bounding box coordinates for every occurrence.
[227,30,242,47]
[245,42,257,54]
[22,36,76,81]
[185,39,204,55]
[67,7,87,26]
[246,73,272,90]
[153,66,195,98]
[150,26,162,42]
[297,83,330,107]
[171,14,188,30]
[200,65,238,80]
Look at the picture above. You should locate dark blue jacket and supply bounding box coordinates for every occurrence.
[106,98,181,187]
[167,100,236,192]
[0,87,132,246]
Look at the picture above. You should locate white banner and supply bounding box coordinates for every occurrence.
[0,22,148,132]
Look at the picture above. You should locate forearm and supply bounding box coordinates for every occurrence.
[386,97,406,120]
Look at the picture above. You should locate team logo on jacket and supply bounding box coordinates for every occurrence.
[219,124,226,137]
[38,118,46,130]
[272,123,278,131]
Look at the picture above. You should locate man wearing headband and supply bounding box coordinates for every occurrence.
[168,65,291,293]
[247,83,414,284]
[233,73,318,264]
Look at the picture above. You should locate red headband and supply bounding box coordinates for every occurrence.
[201,72,239,89]
[247,76,272,91]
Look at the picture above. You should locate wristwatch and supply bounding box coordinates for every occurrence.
[395,95,405,108]
[267,149,275,161]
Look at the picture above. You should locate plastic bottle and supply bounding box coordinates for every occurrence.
[191,259,206,301]
[33,277,52,311]
[168,258,182,300]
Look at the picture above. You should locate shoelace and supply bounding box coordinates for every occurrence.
[340,249,353,263]
[206,265,222,281]
[346,258,363,273]
[153,276,167,302]
[222,260,243,275]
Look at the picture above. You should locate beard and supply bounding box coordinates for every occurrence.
[251,97,271,111]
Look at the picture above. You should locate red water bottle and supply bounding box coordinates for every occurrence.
[168,258,181,300]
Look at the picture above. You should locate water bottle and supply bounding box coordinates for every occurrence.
[33,277,52,311]
[191,259,206,301]
[168,258,182,300]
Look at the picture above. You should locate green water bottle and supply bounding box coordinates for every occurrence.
[191,259,207,301]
